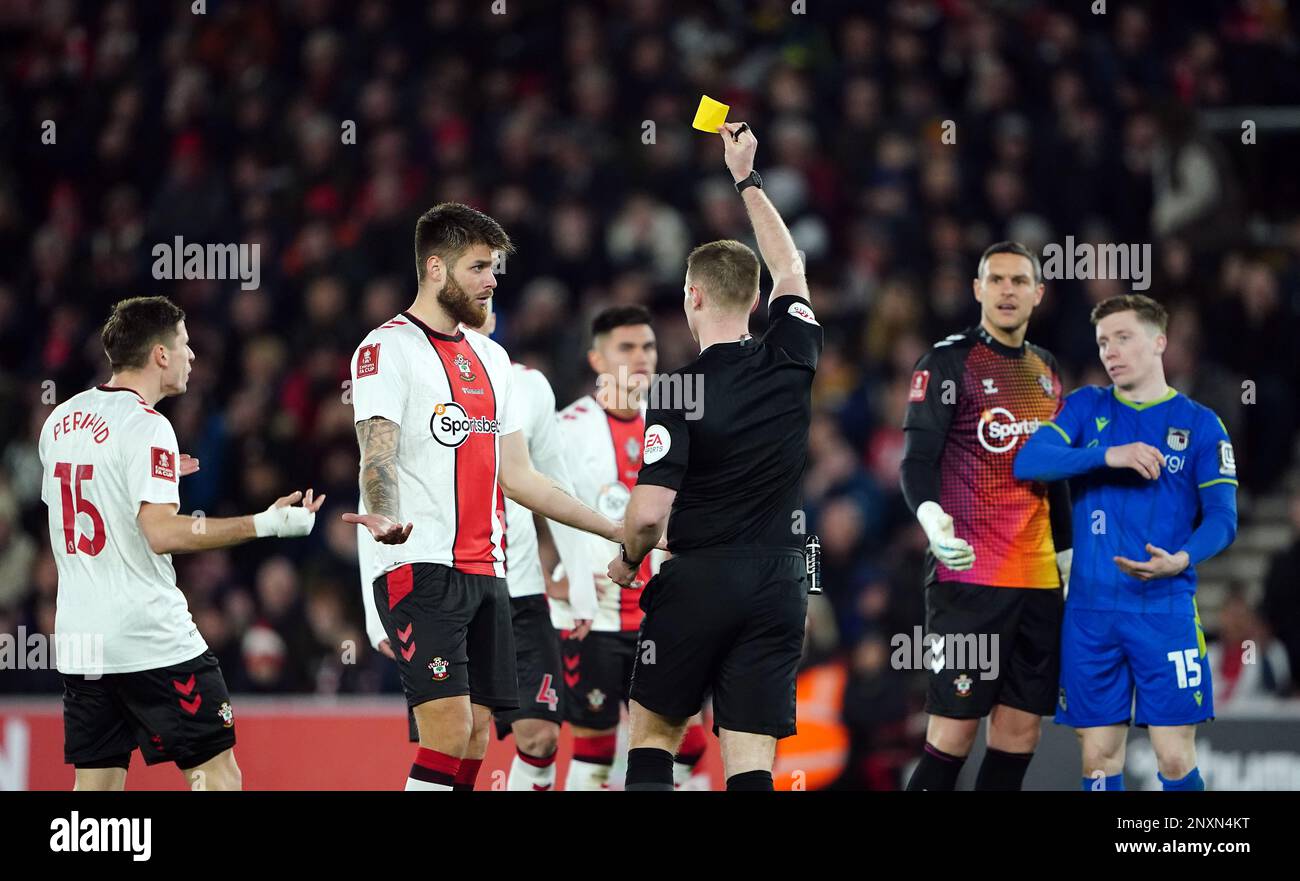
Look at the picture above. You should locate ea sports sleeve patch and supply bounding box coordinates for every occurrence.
[643,424,671,464]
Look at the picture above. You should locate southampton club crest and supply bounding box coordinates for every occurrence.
[1038,374,1055,398]
[218,701,234,728]
[428,657,450,681]
[1167,427,1190,451]
[454,353,476,383]
[626,437,642,464]
[587,689,606,713]
[954,674,973,698]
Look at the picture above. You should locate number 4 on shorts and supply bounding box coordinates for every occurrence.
[535,674,558,711]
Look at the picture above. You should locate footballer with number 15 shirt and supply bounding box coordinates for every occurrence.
[900,242,1073,791]
[1015,294,1238,792]
[41,296,324,792]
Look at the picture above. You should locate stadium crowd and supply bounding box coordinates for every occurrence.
[2,0,1299,787]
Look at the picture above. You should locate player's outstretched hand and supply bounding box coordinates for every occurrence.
[254,489,325,538]
[1105,442,1165,480]
[376,639,396,660]
[283,488,327,513]
[341,511,413,544]
[179,453,200,477]
[1114,543,1190,581]
[718,122,757,183]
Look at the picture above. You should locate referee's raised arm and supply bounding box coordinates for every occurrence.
[717,122,810,306]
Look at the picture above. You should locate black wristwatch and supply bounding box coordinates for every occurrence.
[735,170,763,194]
[620,544,642,569]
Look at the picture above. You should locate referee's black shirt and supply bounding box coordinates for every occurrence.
[636,294,823,553]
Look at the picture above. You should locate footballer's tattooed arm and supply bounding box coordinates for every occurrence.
[343,417,414,544]
[357,416,401,519]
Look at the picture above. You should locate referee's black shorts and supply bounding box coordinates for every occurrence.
[630,548,808,739]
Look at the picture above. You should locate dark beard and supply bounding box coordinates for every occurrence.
[437,274,487,328]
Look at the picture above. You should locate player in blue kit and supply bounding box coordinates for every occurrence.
[1014,294,1238,792]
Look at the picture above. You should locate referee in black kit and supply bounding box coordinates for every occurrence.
[606,121,822,792]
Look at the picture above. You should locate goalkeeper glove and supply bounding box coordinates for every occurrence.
[916,501,975,571]
[1056,548,1073,598]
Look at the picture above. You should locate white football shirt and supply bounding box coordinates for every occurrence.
[350,313,522,578]
[497,363,591,600]
[359,361,593,647]
[548,395,661,633]
[39,385,207,674]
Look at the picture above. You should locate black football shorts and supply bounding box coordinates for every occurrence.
[630,549,808,739]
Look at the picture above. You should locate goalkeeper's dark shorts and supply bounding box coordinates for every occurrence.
[923,580,1063,719]
[630,549,808,739]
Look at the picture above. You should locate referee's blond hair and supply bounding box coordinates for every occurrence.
[687,240,760,312]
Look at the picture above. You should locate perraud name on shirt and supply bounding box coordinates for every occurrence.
[51,409,112,445]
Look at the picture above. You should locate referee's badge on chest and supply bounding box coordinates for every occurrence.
[1167,427,1191,451]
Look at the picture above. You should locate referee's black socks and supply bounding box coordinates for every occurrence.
[625,748,675,791]
[974,747,1034,791]
[905,743,967,791]
[725,770,773,791]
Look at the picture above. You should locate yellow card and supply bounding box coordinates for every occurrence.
[692,95,730,132]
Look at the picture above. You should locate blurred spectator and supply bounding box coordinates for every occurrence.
[1262,492,1300,693]
[0,483,37,612]
[838,633,912,790]
[1208,583,1292,708]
